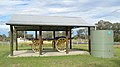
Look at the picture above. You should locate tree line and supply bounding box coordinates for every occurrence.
[95,20,120,42]
[0,30,66,42]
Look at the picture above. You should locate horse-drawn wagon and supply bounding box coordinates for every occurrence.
[31,37,67,53]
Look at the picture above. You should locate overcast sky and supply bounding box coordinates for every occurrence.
[0,0,120,35]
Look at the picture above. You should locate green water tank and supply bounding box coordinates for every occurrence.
[91,30,114,58]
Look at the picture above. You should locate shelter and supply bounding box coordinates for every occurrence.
[6,14,94,56]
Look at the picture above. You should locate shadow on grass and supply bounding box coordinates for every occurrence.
[72,48,89,51]
[18,48,32,50]
[111,59,120,67]
[88,62,105,67]
[18,47,88,52]
[0,51,9,57]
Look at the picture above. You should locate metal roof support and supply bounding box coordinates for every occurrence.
[10,25,13,56]
[66,27,69,54]
[39,26,42,55]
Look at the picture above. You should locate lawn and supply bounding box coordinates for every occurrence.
[0,43,120,67]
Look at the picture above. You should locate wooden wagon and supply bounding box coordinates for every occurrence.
[31,37,67,53]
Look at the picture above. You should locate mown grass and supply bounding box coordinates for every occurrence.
[0,43,120,67]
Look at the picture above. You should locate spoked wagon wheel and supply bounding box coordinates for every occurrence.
[32,40,40,53]
[55,38,66,52]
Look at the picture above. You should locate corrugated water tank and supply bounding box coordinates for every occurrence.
[91,30,114,58]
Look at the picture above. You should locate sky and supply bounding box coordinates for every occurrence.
[0,0,120,36]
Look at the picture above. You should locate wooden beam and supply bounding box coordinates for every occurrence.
[39,27,42,55]
[15,29,18,51]
[10,25,13,56]
[53,31,56,49]
[88,27,91,54]
[66,27,69,54]
[35,31,37,39]
[70,29,72,49]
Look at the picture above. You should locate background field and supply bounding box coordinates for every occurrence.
[0,42,120,67]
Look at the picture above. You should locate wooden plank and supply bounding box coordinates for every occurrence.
[15,26,73,31]
[15,30,18,51]
[88,27,91,54]
[10,25,13,56]
[39,26,42,55]
[66,27,69,54]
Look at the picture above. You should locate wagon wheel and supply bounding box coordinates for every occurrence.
[32,40,40,53]
[55,38,66,52]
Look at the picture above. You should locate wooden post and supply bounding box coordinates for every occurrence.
[88,27,91,54]
[66,27,69,54]
[35,31,37,39]
[10,25,13,56]
[15,29,18,51]
[53,31,56,49]
[39,27,42,55]
[70,29,72,49]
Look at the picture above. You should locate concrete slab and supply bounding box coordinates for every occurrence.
[8,49,89,57]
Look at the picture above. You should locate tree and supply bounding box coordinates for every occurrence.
[8,30,24,38]
[112,23,120,42]
[0,34,7,41]
[55,31,61,37]
[112,23,120,33]
[8,30,34,41]
[26,34,33,39]
[95,20,120,42]
[42,31,53,39]
[0,35,2,41]
[95,20,112,30]
[76,29,86,39]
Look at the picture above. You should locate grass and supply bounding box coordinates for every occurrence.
[0,43,120,67]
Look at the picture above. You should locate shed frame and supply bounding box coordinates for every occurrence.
[6,14,94,56]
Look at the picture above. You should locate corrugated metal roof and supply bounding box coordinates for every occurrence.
[6,14,93,26]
